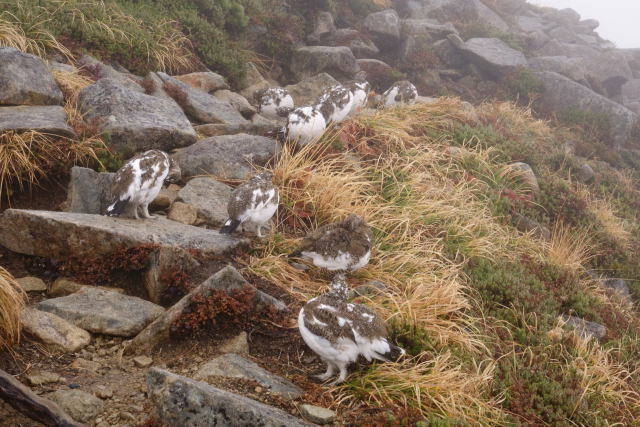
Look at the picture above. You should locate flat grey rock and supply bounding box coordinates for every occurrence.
[64,166,114,215]
[285,73,340,106]
[157,72,249,125]
[147,368,313,426]
[291,46,359,81]
[78,78,196,157]
[534,71,635,148]
[77,54,143,93]
[561,315,606,340]
[172,133,279,180]
[458,38,528,78]
[364,9,401,42]
[0,209,248,258]
[299,404,336,425]
[0,105,75,137]
[195,353,303,400]
[176,177,232,226]
[36,287,164,337]
[21,308,91,353]
[0,47,63,106]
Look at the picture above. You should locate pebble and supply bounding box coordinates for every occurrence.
[71,358,101,373]
[255,386,263,393]
[95,387,113,399]
[133,356,153,368]
[27,371,60,386]
[299,404,337,425]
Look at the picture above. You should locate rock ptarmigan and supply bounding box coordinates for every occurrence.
[298,274,405,385]
[219,171,279,238]
[254,87,294,120]
[345,79,372,114]
[382,80,418,107]
[317,84,354,124]
[285,105,329,147]
[288,214,372,272]
[106,149,180,219]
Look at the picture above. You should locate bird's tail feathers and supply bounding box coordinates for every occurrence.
[106,198,129,217]
[288,248,302,258]
[220,218,241,234]
[374,342,406,363]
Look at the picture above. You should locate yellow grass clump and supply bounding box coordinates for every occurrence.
[544,222,596,274]
[0,267,25,352]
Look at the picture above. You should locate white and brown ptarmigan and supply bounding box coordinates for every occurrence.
[106,149,180,219]
[288,214,373,272]
[285,104,330,147]
[346,79,372,114]
[298,274,405,385]
[254,87,294,120]
[382,80,418,107]
[317,84,354,124]
[219,171,279,238]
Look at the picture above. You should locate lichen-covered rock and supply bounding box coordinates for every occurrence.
[147,368,313,427]
[0,47,64,105]
[172,134,279,180]
[213,89,257,119]
[157,72,248,125]
[77,54,143,93]
[174,71,230,93]
[299,404,337,425]
[144,247,200,304]
[285,73,340,106]
[64,167,114,215]
[15,277,47,292]
[78,78,196,157]
[175,177,232,226]
[561,315,607,340]
[36,287,164,337]
[47,389,104,424]
[0,106,76,137]
[364,9,401,43]
[291,46,359,81]
[0,209,248,258]
[408,0,508,32]
[456,38,528,78]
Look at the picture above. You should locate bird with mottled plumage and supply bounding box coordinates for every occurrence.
[285,104,329,147]
[382,80,418,107]
[345,79,372,114]
[317,84,354,124]
[254,87,294,120]
[298,274,405,385]
[220,171,279,238]
[106,150,180,219]
[288,214,373,272]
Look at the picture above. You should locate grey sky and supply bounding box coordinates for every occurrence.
[529,0,640,48]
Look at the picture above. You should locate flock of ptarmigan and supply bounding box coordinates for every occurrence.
[104,77,417,385]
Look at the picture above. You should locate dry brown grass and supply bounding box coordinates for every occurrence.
[544,222,596,274]
[0,267,25,352]
[582,192,632,246]
[0,12,72,60]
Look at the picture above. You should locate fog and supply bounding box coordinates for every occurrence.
[529,0,640,48]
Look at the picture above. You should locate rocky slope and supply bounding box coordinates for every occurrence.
[1,0,640,426]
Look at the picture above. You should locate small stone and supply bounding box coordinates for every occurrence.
[16,276,47,292]
[218,331,250,355]
[577,163,595,184]
[71,358,101,373]
[290,262,309,272]
[95,387,113,399]
[47,389,104,423]
[119,411,136,422]
[49,278,124,297]
[299,404,337,425]
[21,308,91,353]
[167,201,198,225]
[27,371,60,386]
[255,386,263,393]
[133,356,153,368]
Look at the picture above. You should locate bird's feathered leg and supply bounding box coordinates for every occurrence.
[141,203,155,219]
[314,362,336,382]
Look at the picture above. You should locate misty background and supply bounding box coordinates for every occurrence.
[529,0,640,49]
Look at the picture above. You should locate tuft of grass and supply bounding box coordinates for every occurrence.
[0,11,72,60]
[0,267,26,353]
[544,222,596,274]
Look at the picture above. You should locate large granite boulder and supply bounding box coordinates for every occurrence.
[534,71,636,148]
[454,37,528,78]
[174,71,230,93]
[0,47,64,106]
[307,11,336,43]
[284,73,340,105]
[77,54,143,93]
[0,105,76,137]
[78,78,197,157]
[157,73,249,125]
[621,79,640,107]
[175,177,232,226]
[0,209,248,258]
[364,9,402,46]
[290,46,359,81]
[147,368,313,426]
[172,134,279,180]
[65,167,114,214]
[580,51,633,98]
[527,56,590,87]
[407,0,509,32]
[401,19,458,40]
[36,287,164,337]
